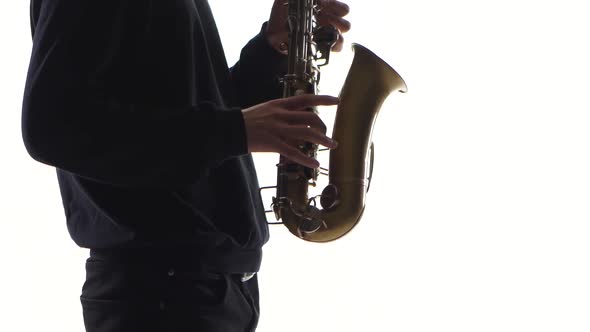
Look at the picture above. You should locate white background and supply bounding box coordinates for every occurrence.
[1,0,589,331]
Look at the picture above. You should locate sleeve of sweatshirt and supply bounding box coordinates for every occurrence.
[21,0,247,188]
[229,23,289,108]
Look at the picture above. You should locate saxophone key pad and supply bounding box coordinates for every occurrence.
[297,206,324,235]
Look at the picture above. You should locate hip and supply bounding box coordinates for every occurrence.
[81,255,260,332]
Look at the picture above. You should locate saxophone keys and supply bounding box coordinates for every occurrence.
[297,206,324,236]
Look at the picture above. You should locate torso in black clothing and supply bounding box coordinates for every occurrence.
[24,0,287,272]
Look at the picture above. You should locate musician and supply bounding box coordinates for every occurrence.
[22,0,350,331]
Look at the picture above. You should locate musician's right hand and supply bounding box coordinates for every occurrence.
[241,94,339,169]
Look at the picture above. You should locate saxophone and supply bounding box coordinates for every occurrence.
[261,0,407,242]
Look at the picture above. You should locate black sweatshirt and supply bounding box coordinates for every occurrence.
[22,0,287,272]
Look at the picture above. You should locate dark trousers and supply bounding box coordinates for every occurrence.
[80,254,260,332]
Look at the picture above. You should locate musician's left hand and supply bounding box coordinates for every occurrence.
[266,0,351,54]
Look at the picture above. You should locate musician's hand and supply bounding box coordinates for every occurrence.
[242,94,339,168]
[316,0,351,52]
[266,0,351,54]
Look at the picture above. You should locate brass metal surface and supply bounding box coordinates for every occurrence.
[280,44,407,242]
[271,0,407,242]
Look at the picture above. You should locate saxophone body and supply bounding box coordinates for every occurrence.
[270,0,407,242]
